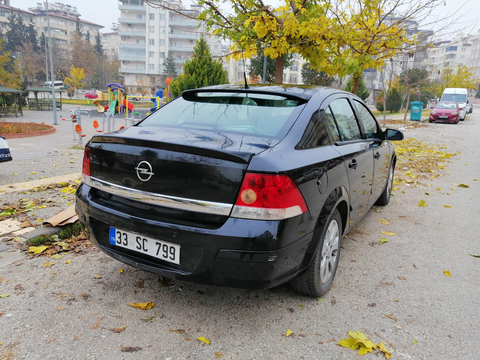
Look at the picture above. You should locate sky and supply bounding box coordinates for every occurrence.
[10,0,480,36]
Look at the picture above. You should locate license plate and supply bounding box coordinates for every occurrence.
[109,227,180,265]
[438,116,449,119]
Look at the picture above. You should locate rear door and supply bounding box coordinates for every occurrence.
[326,97,374,225]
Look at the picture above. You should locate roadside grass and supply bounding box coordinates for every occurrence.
[26,234,55,246]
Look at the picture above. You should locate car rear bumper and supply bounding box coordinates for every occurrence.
[75,183,314,290]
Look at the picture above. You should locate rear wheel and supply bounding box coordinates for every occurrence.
[291,209,342,297]
[375,164,394,206]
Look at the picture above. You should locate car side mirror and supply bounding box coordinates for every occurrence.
[384,129,404,141]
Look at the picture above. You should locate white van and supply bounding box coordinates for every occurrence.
[42,81,65,90]
[440,88,469,121]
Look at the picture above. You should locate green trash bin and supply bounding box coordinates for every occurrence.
[410,101,424,121]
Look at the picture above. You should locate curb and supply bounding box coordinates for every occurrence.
[0,173,81,194]
[2,124,56,139]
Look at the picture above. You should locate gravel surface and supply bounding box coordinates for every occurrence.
[1,111,479,359]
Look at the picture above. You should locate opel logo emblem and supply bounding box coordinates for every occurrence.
[135,161,154,182]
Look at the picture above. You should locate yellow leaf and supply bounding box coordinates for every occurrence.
[286,329,293,337]
[41,262,55,267]
[119,268,124,274]
[444,205,451,208]
[458,184,469,188]
[94,274,102,279]
[65,259,71,264]
[0,294,10,298]
[469,254,480,258]
[31,172,37,175]
[381,231,396,236]
[214,352,225,359]
[338,331,376,355]
[51,254,62,260]
[37,218,43,222]
[196,336,210,345]
[379,238,389,244]
[377,342,392,359]
[413,340,418,344]
[378,219,390,225]
[28,246,48,254]
[417,200,427,207]
[129,302,155,310]
[444,270,451,277]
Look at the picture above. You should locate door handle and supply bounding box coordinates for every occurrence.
[374,152,381,159]
[348,160,358,169]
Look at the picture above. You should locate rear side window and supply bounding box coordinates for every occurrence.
[353,100,380,139]
[141,92,307,138]
[329,98,361,141]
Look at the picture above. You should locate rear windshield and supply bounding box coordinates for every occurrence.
[441,94,467,103]
[139,91,307,138]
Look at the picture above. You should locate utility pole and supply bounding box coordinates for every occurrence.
[46,0,58,125]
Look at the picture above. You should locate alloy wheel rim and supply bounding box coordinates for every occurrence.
[320,219,340,285]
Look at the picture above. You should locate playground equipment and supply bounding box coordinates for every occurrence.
[69,107,92,145]
[93,83,132,114]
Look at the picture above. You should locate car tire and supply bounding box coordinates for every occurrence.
[290,209,342,297]
[375,163,394,206]
[429,120,433,123]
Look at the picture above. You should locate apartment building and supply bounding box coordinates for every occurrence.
[102,31,120,58]
[118,0,222,89]
[425,35,472,81]
[0,1,34,32]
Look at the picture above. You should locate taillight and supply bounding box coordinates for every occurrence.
[82,147,91,177]
[231,173,308,220]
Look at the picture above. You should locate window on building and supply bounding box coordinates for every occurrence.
[159,39,165,46]
[149,64,154,70]
[289,75,297,83]
[149,51,154,57]
[214,44,218,49]
[446,46,458,52]
[290,64,298,71]
[149,26,154,32]
[159,26,165,33]
[149,13,155,20]
[149,39,154,45]
[159,14,165,20]
[159,52,165,58]
[461,47,466,51]
[136,14,143,19]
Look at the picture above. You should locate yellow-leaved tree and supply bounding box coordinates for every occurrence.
[64,65,86,99]
[441,66,479,90]
[0,39,22,89]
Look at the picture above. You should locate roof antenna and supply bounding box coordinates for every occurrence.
[242,49,249,89]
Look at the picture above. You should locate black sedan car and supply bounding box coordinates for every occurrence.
[75,85,403,297]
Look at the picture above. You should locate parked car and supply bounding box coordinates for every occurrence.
[75,85,404,297]
[429,101,460,124]
[440,88,468,120]
[465,101,473,114]
[85,92,98,99]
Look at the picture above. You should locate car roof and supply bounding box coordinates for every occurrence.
[185,84,354,101]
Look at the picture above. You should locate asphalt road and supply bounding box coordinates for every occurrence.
[0,110,479,359]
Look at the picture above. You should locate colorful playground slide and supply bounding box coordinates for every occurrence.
[93,99,105,113]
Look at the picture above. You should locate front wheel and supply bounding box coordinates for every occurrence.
[290,209,342,297]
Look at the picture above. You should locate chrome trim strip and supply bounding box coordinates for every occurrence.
[84,175,233,216]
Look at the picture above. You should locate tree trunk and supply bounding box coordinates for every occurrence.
[352,75,360,95]
[383,88,387,125]
[275,57,284,84]
[403,85,411,122]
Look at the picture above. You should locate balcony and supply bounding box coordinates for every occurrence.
[119,18,146,25]
[169,19,199,27]
[118,30,146,37]
[119,68,146,74]
[173,59,188,64]
[119,44,146,50]
[119,4,146,11]
[168,32,198,40]
[169,46,194,52]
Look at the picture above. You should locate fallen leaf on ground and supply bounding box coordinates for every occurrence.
[377,342,393,359]
[413,340,418,344]
[397,276,407,280]
[119,268,124,274]
[214,352,225,359]
[337,331,376,355]
[129,302,155,310]
[197,336,210,345]
[169,329,186,334]
[65,260,71,264]
[384,313,397,322]
[378,219,390,225]
[469,254,480,258]
[28,246,48,254]
[379,238,389,244]
[444,205,452,208]
[0,294,10,298]
[51,254,62,260]
[121,346,142,353]
[0,277,6,283]
[417,200,427,207]
[41,262,55,267]
[286,329,293,337]
[93,274,102,279]
[458,184,469,188]
[110,326,126,333]
[381,231,396,236]
[444,270,451,277]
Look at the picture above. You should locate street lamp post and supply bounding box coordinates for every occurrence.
[46,0,57,125]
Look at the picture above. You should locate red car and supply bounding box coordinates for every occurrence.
[85,92,98,99]
[429,101,460,124]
